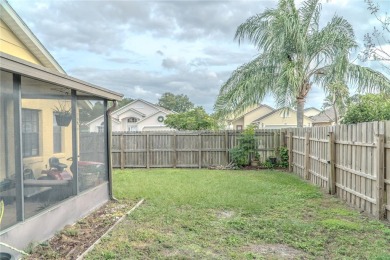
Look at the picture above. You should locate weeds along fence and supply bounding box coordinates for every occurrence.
[110,130,283,169]
[286,121,389,221]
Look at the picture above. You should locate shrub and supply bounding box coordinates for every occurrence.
[262,160,274,169]
[229,126,256,167]
[229,147,247,167]
[278,146,289,168]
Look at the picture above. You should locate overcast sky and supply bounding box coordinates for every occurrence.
[8,0,390,112]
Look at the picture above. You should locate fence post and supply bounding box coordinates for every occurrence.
[304,131,311,180]
[376,133,385,219]
[120,133,124,170]
[280,130,286,147]
[328,131,336,195]
[198,133,202,169]
[274,131,278,156]
[173,132,177,168]
[288,131,293,172]
[225,131,229,164]
[146,133,150,169]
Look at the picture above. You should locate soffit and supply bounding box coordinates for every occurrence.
[0,52,123,101]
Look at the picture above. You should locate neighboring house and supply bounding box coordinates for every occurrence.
[0,0,122,254]
[304,107,321,117]
[253,108,313,128]
[228,104,274,130]
[227,104,314,129]
[86,99,175,132]
[310,107,337,126]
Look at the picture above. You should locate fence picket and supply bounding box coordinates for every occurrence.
[80,122,390,220]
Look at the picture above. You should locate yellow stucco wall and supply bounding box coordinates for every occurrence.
[0,19,42,65]
[232,106,274,129]
[258,110,312,128]
[0,102,15,180]
[0,71,15,180]
[21,99,74,178]
[243,106,274,127]
[232,118,244,130]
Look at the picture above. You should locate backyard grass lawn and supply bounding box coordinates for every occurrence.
[86,169,390,259]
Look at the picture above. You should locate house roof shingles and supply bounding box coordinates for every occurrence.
[310,107,336,123]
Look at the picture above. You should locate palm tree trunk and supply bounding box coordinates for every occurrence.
[296,97,305,127]
[333,105,339,124]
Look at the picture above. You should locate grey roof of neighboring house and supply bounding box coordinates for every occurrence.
[310,107,336,123]
[304,107,321,112]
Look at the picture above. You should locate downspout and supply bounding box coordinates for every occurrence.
[106,101,117,201]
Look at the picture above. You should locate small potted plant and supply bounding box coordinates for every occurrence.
[251,152,260,167]
[268,155,277,166]
[53,101,72,127]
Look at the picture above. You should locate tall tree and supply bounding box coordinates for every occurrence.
[321,82,349,124]
[164,107,215,130]
[214,0,390,127]
[342,93,390,124]
[361,0,390,73]
[116,97,134,109]
[157,92,194,113]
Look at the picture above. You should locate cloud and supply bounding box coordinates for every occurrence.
[161,57,187,70]
[12,0,267,54]
[68,65,226,112]
[9,0,390,114]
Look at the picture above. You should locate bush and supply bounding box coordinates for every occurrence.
[229,147,247,167]
[262,160,274,169]
[278,146,289,168]
[342,94,390,124]
[229,126,256,167]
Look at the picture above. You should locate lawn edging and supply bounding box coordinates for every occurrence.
[77,198,145,260]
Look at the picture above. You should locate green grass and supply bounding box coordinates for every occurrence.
[86,169,390,259]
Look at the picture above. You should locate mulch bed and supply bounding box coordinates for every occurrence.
[26,200,135,259]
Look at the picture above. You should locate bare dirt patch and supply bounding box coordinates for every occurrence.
[216,210,235,219]
[244,244,308,259]
[26,200,135,260]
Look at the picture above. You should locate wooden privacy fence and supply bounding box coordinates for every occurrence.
[111,130,284,169]
[80,122,389,220]
[286,121,389,220]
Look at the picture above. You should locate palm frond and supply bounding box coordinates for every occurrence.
[346,64,390,93]
[214,55,276,118]
[299,0,321,35]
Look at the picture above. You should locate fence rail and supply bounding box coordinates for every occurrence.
[110,130,283,169]
[286,121,389,221]
[80,121,389,220]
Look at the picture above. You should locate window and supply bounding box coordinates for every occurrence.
[127,117,139,123]
[53,113,62,153]
[22,109,39,157]
[97,122,104,133]
[236,125,243,130]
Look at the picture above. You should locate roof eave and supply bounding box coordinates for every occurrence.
[0,52,123,101]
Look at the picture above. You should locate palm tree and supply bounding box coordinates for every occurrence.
[321,82,349,124]
[214,0,390,127]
